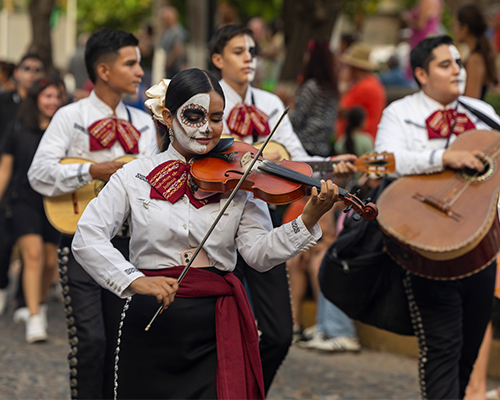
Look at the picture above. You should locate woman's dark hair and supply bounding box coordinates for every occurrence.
[344,107,365,156]
[159,68,225,151]
[16,77,60,130]
[84,29,139,84]
[301,40,338,97]
[0,61,16,79]
[457,4,498,85]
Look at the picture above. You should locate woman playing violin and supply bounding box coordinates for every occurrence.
[72,68,339,400]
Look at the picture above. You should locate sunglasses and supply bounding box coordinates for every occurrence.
[19,65,44,73]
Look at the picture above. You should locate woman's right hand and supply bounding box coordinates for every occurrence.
[129,276,179,309]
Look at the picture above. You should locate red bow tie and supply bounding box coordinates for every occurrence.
[147,160,219,209]
[226,104,271,139]
[88,117,141,153]
[426,109,475,140]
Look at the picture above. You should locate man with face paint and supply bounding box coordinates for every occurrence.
[375,35,500,399]
[28,29,156,400]
[208,25,357,393]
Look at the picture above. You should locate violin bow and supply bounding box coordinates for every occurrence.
[145,107,290,331]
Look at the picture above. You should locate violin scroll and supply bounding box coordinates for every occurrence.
[341,190,379,221]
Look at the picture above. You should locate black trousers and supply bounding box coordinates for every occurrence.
[404,261,496,400]
[233,206,293,394]
[59,235,127,400]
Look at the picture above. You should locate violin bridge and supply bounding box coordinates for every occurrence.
[240,151,254,170]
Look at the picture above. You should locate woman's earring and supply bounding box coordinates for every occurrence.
[168,127,174,143]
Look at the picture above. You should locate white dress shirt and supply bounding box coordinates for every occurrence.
[72,144,322,298]
[28,90,157,197]
[219,80,326,162]
[375,91,500,177]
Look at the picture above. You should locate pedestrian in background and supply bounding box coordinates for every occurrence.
[0,77,62,343]
[159,5,188,79]
[290,40,338,157]
[454,4,498,100]
[335,42,386,142]
[0,53,46,316]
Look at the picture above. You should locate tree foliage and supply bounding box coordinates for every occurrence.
[223,0,283,23]
[341,0,381,23]
[76,0,153,33]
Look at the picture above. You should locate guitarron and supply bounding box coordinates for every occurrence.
[377,130,500,279]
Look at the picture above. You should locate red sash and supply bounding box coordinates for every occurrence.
[141,266,265,400]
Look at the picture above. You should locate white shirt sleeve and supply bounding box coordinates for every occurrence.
[235,196,321,271]
[72,172,144,298]
[28,108,94,197]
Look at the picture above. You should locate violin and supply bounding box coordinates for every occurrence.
[190,141,378,221]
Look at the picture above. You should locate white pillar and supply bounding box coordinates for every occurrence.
[66,0,77,57]
[0,9,8,59]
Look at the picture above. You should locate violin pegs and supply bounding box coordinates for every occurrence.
[365,197,372,203]
[343,205,353,214]
[189,177,199,192]
[353,214,361,221]
[354,189,361,197]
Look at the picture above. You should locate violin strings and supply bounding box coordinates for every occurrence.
[259,160,352,198]
[259,161,320,188]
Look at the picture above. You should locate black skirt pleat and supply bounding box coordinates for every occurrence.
[116,293,218,399]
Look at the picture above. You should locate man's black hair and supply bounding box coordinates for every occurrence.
[410,35,454,87]
[84,29,139,84]
[208,25,255,73]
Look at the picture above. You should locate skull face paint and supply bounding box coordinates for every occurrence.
[172,93,212,154]
[245,35,257,83]
[449,45,467,95]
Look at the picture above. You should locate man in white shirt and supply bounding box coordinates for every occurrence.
[208,25,301,393]
[375,35,499,399]
[28,29,156,400]
[208,25,358,393]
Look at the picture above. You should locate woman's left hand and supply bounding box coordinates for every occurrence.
[301,180,338,231]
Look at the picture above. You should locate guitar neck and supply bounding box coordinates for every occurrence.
[305,152,395,176]
[305,161,334,173]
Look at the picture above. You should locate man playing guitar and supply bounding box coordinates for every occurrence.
[28,29,156,399]
[375,35,499,399]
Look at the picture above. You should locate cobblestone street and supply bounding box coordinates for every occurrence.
[1,291,499,399]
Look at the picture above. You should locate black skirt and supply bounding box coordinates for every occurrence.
[115,280,220,399]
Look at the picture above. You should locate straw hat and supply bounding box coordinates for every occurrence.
[340,42,378,71]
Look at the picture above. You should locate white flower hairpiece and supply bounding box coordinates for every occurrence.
[144,79,171,121]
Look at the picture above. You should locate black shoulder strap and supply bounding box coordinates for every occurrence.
[125,106,132,124]
[458,100,500,131]
[250,90,259,143]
